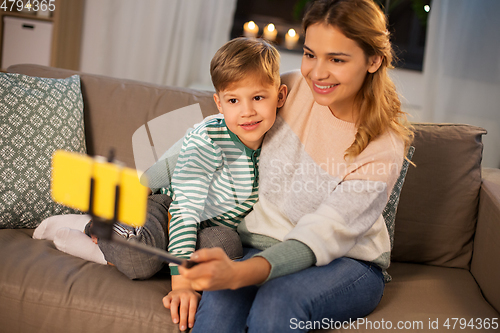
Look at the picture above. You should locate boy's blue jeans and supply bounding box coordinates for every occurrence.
[192,248,385,333]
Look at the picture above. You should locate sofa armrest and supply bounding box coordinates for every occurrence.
[471,168,500,313]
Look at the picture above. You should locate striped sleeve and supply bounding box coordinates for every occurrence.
[167,130,221,273]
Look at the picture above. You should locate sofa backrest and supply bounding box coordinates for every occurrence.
[7,65,487,270]
[6,64,219,168]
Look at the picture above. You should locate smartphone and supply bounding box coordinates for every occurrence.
[51,150,148,227]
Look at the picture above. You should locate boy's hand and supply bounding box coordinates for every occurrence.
[163,275,201,331]
[163,289,200,331]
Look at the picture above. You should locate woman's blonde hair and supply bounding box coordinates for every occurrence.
[303,0,413,159]
[210,37,281,93]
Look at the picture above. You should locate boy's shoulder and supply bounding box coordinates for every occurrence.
[186,114,229,144]
[191,114,225,133]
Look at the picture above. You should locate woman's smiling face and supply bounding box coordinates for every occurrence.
[301,23,381,121]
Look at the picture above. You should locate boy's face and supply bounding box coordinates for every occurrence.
[214,75,287,150]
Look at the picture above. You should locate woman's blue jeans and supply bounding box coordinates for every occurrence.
[191,248,385,333]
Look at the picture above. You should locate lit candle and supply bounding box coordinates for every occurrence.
[285,29,299,49]
[263,23,277,41]
[243,21,259,38]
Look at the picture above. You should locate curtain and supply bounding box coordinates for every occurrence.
[422,0,500,168]
[79,0,237,89]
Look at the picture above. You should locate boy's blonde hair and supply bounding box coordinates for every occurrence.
[210,37,281,93]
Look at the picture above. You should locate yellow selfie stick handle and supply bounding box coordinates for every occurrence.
[51,150,148,227]
[118,167,148,227]
[51,151,93,212]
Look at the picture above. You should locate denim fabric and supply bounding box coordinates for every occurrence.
[192,248,384,333]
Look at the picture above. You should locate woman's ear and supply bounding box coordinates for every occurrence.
[213,93,224,114]
[367,55,383,73]
[277,84,288,108]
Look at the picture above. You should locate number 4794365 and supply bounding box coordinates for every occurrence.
[1,0,56,12]
[443,318,498,330]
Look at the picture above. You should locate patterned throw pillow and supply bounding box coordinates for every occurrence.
[381,145,415,282]
[0,73,86,228]
[383,146,416,249]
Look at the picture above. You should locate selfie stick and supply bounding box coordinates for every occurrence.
[53,149,196,268]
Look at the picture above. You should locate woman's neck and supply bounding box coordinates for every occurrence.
[328,103,359,123]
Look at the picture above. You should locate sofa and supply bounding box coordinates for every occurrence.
[0,64,499,333]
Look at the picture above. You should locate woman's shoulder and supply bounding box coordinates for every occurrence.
[280,70,302,88]
[279,71,314,117]
[360,129,405,166]
[280,70,310,95]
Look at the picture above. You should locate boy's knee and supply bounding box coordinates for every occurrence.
[196,226,243,260]
[98,239,164,280]
[147,193,172,213]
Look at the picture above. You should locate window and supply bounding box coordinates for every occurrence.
[230,0,430,71]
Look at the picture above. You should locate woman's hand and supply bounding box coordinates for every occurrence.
[163,275,201,331]
[179,247,238,290]
[179,247,272,291]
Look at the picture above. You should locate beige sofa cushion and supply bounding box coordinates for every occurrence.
[0,229,176,333]
[471,168,500,313]
[359,263,499,331]
[393,123,487,269]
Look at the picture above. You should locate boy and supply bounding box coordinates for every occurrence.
[163,37,287,331]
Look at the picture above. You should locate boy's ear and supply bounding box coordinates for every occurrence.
[213,93,224,114]
[277,84,288,109]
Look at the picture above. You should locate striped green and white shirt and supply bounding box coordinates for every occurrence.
[162,115,260,274]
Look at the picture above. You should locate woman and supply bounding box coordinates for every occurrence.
[164,0,413,331]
